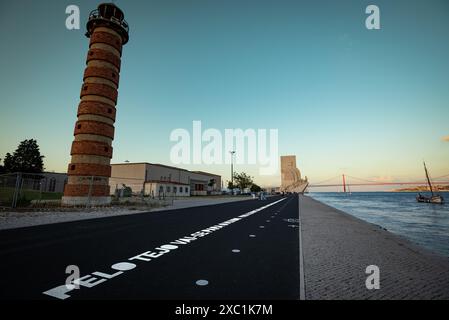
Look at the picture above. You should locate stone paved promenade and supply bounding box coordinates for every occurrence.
[299,195,449,300]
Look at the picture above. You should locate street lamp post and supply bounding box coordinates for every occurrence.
[230,151,236,193]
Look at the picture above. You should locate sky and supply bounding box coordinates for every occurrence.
[0,0,448,190]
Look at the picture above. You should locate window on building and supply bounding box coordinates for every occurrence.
[166,186,171,193]
[174,186,177,193]
[185,187,188,193]
[194,184,204,191]
[159,186,163,193]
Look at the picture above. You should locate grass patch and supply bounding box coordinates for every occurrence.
[0,187,63,206]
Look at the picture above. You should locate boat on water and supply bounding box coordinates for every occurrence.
[416,162,444,204]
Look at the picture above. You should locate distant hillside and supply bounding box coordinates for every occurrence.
[393,185,449,192]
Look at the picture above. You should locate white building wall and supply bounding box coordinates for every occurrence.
[110,163,146,194]
[109,163,221,196]
[145,182,190,198]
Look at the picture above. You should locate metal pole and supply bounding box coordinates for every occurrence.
[11,174,17,208]
[19,175,24,206]
[12,173,21,208]
[39,178,43,204]
[86,176,94,209]
[230,151,235,191]
[231,160,233,185]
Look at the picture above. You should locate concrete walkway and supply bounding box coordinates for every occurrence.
[299,195,449,299]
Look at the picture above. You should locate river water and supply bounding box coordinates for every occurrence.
[308,192,449,258]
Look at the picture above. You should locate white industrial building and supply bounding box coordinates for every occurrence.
[110,163,221,197]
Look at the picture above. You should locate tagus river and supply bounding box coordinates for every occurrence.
[308,192,449,258]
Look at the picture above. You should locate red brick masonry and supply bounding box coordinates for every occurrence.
[67,163,111,177]
[77,101,116,121]
[90,31,123,55]
[74,120,115,139]
[80,83,118,104]
[84,66,120,86]
[70,140,113,158]
[64,184,110,197]
[87,48,121,71]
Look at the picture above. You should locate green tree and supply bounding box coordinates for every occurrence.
[227,181,235,190]
[250,183,262,192]
[0,158,4,174]
[233,172,254,192]
[3,139,45,173]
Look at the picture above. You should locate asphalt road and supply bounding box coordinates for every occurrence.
[0,194,300,300]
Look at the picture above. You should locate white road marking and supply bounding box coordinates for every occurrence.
[196,280,209,286]
[111,262,136,271]
[43,197,286,300]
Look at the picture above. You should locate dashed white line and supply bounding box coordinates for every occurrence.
[196,280,209,286]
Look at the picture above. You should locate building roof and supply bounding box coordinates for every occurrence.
[191,171,221,178]
[42,172,68,175]
[111,162,190,172]
[145,180,189,186]
[111,162,220,178]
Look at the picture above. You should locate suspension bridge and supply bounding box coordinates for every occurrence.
[308,173,449,192]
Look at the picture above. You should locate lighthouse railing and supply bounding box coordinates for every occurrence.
[88,9,129,33]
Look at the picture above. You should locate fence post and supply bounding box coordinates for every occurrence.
[11,173,18,208]
[12,172,22,208]
[86,176,94,209]
[19,176,24,204]
[38,177,44,204]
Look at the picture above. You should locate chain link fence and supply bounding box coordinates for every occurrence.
[0,173,64,209]
[0,173,175,209]
[110,179,175,209]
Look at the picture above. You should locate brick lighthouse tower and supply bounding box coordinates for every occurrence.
[62,3,129,206]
